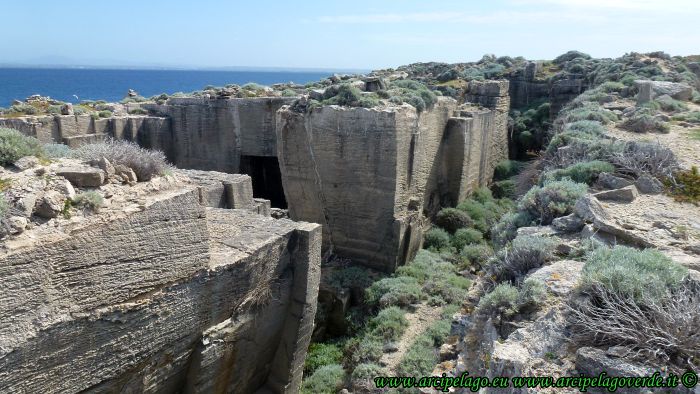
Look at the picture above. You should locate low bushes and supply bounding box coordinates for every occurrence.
[73,139,169,181]
[456,189,509,233]
[43,143,71,158]
[459,243,494,270]
[486,235,557,282]
[365,276,422,307]
[435,208,472,233]
[367,307,407,341]
[541,160,614,185]
[0,128,45,166]
[621,109,670,133]
[490,211,534,248]
[305,343,343,375]
[477,278,546,318]
[491,179,516,199]
[609,141,678,179]
[71,191,104,212]
[301,364,346,394]
[423,227,451,251]
[568,245,698,370]
[494,160,525,181]
[668,166,700,204]
[518,178,588,224]
[451,228,483,251]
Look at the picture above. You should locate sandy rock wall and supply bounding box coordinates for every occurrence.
[0,177,321,393]
[276,86,509,271]
[143,97,294,172]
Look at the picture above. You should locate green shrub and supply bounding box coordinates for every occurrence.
[344,336,383,368]
[477,283,519,317]
[569,245,698,370]
[46,105,62,114]
[281,88,297,97]
[560,103,618,124]
[553,51,591,64]
[545,120,606,155]
[493,160,524,180]
[487,235,556,282]
[459,243,494,269]
[396,334,437,377]
[368,307,407,341]
[305,343,343,375]
[424,227,451,251]
[351,363,384,381]
[386,80,437,112]
[397,250,457,280]
[72,191,104,211]
[581,246,687,301]
[598,81,625,93]
[518,278,547,309]
[668,166,700,204]
[73,139,169,181]
[451,228,483,250]
[621,110,670,133]
[490,211,533,248]
[456,198,504,234]
[365,276,422,307]
[541,160,615,185]
[301,364,345,394]
[518,178,588,224]
[491,179,516,199]
[478,278,546,318]
[655,95,688,112]
[328,266,373,290]
[0,128,45,166]
[10,103,37,115]
[397,250,471,305]
[97,110,112,118]
[128,108,148,115]
[435,207,472,233]
[73,107,88,115]
[424,319,451,346]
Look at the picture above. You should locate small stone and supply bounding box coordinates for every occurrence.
[383,342,399,353]
[56,168,105,188]
[60,103,73,115]
[593,185,638,202]
[7,216,28,234]
[596,173,633,190]
[34,191,66,218]
[14,156,40,170]
[552,213,584,233]
[114,164,137,183]
[635,174,663,194]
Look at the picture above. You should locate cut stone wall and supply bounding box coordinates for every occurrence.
[0,180,321,393]
[276,85,509,271]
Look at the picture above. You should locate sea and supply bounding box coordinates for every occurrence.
[0,68,335,107]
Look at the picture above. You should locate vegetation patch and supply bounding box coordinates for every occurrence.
[0,128,45,166]
[569,245,698,370]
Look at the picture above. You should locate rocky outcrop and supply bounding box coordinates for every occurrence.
[0,165,322,394]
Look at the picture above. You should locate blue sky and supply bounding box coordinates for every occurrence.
[1,0,697,70]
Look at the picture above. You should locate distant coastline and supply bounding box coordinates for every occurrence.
[0,67,357,107]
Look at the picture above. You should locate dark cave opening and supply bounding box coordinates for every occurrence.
[239,155,287,209]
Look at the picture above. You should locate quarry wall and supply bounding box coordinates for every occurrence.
[276,81,509,271]
[0,82,509,271]
[0,173,321,394]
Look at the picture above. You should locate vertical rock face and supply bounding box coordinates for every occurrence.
[0,179,322,393]
[276,86,509,271]
[143,97,295,172]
